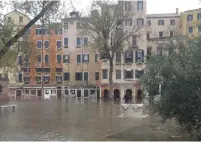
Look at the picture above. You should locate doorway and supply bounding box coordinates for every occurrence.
[113,89,120,101]
[136,89,143,104]
[103,89,109,100]
[57,87,62,99]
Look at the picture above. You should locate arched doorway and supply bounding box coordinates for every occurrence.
[126,89,132,94]
[103,89,109,100]
[125,89,133,102]
[136,89,143,104]
[113,89,120,101]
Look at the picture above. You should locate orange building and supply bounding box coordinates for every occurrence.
[26,25,62,86]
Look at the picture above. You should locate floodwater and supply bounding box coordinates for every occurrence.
[0,98,193,141]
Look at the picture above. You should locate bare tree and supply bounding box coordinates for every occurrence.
[86,0,143,98]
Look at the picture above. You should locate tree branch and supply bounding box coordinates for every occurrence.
[0,1,57,59]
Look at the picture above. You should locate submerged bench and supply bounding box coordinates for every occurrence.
[0,105,16,111]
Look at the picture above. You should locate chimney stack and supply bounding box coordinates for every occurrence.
[176,8,179,14]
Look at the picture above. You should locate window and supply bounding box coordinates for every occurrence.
[158,20,164,25]
[187,15,193,22]
[24,68,30,73]
[43,76,50,82]
[170,19,175,25]
[37,55,42,62]
[25,29,30,35]
[75,72,82,81]
[36,68,42,72]
[124,2,131,11]
[137,1,143,10]
[124,70,133,79]
[147,20,151,26]
[198,26,201,33]
[77,37,81,46]
[7,17,11,22]
[57,54,62,63]
[136,50,144,63]
[125,50,133,63]
[18,73,23,82]
[116,51,121,64]
[170,31,174,37]
[64,72,70,81]
[64,38,68,46]
[125,19,132,26]
[83,21,88,29]
[198,13,201,20]
[18,55,22,64]
[95,54,99,62]
[64,22,68,30]
[116,70,121,79]
[36,29,50,35]
[37,41,42,48]
[147,47,152,56]
[56,68,62,72]
[45,54,49,63]
[77,55,81,63]
[82,54,89,63]
[56,76,62,82]
[76,22,81,29]
[84,37,88,46]
[135,70,144,79]
[84,72,88,81]
[44,41,49,48]
[157,47,163,56]
[24,76,30,82]
[147,32,150,39]
[132,35,137,46]
[36,76,41,82]
[44,68,50,72]
[159,31,163,38]
[137,18,144,26]
[19,16,23,22]
[24,55,29,63]
[102,69,108,79]
[95,72,99,80]
[57,40,62,48]
[63,55,70,63]
[189,27,193,33]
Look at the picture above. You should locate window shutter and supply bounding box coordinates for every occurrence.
[131,70,133,78]
[124,70,126,79]
[68,55,70,63]
[135,51,137,62]
[142,50,144,62]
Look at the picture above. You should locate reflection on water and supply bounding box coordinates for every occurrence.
[0,98,135,141]
[0,98,189,141]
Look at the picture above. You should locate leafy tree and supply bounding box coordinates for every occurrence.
[86,1,142,98]
[141,37,201,139]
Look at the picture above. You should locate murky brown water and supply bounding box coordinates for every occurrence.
[0,98,193,141]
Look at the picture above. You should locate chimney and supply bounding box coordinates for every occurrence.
[176,8,179,14]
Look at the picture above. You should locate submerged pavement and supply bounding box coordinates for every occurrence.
[0,98,193,141]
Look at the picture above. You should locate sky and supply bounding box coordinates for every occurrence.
[75,0,200,14]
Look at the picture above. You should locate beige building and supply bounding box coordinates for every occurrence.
[100,0,147,102]
[62,11,101,98]
[146,9,181,55]
[3,10,31,86]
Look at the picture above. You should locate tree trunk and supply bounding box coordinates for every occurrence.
[108,58,113,99]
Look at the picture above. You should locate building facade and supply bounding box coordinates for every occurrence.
[147,9,181,55]
[99,0,147,102]
[180,8,201,38]
[61,11,101,98]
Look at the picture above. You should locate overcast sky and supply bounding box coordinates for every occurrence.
[75,0,200,14]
